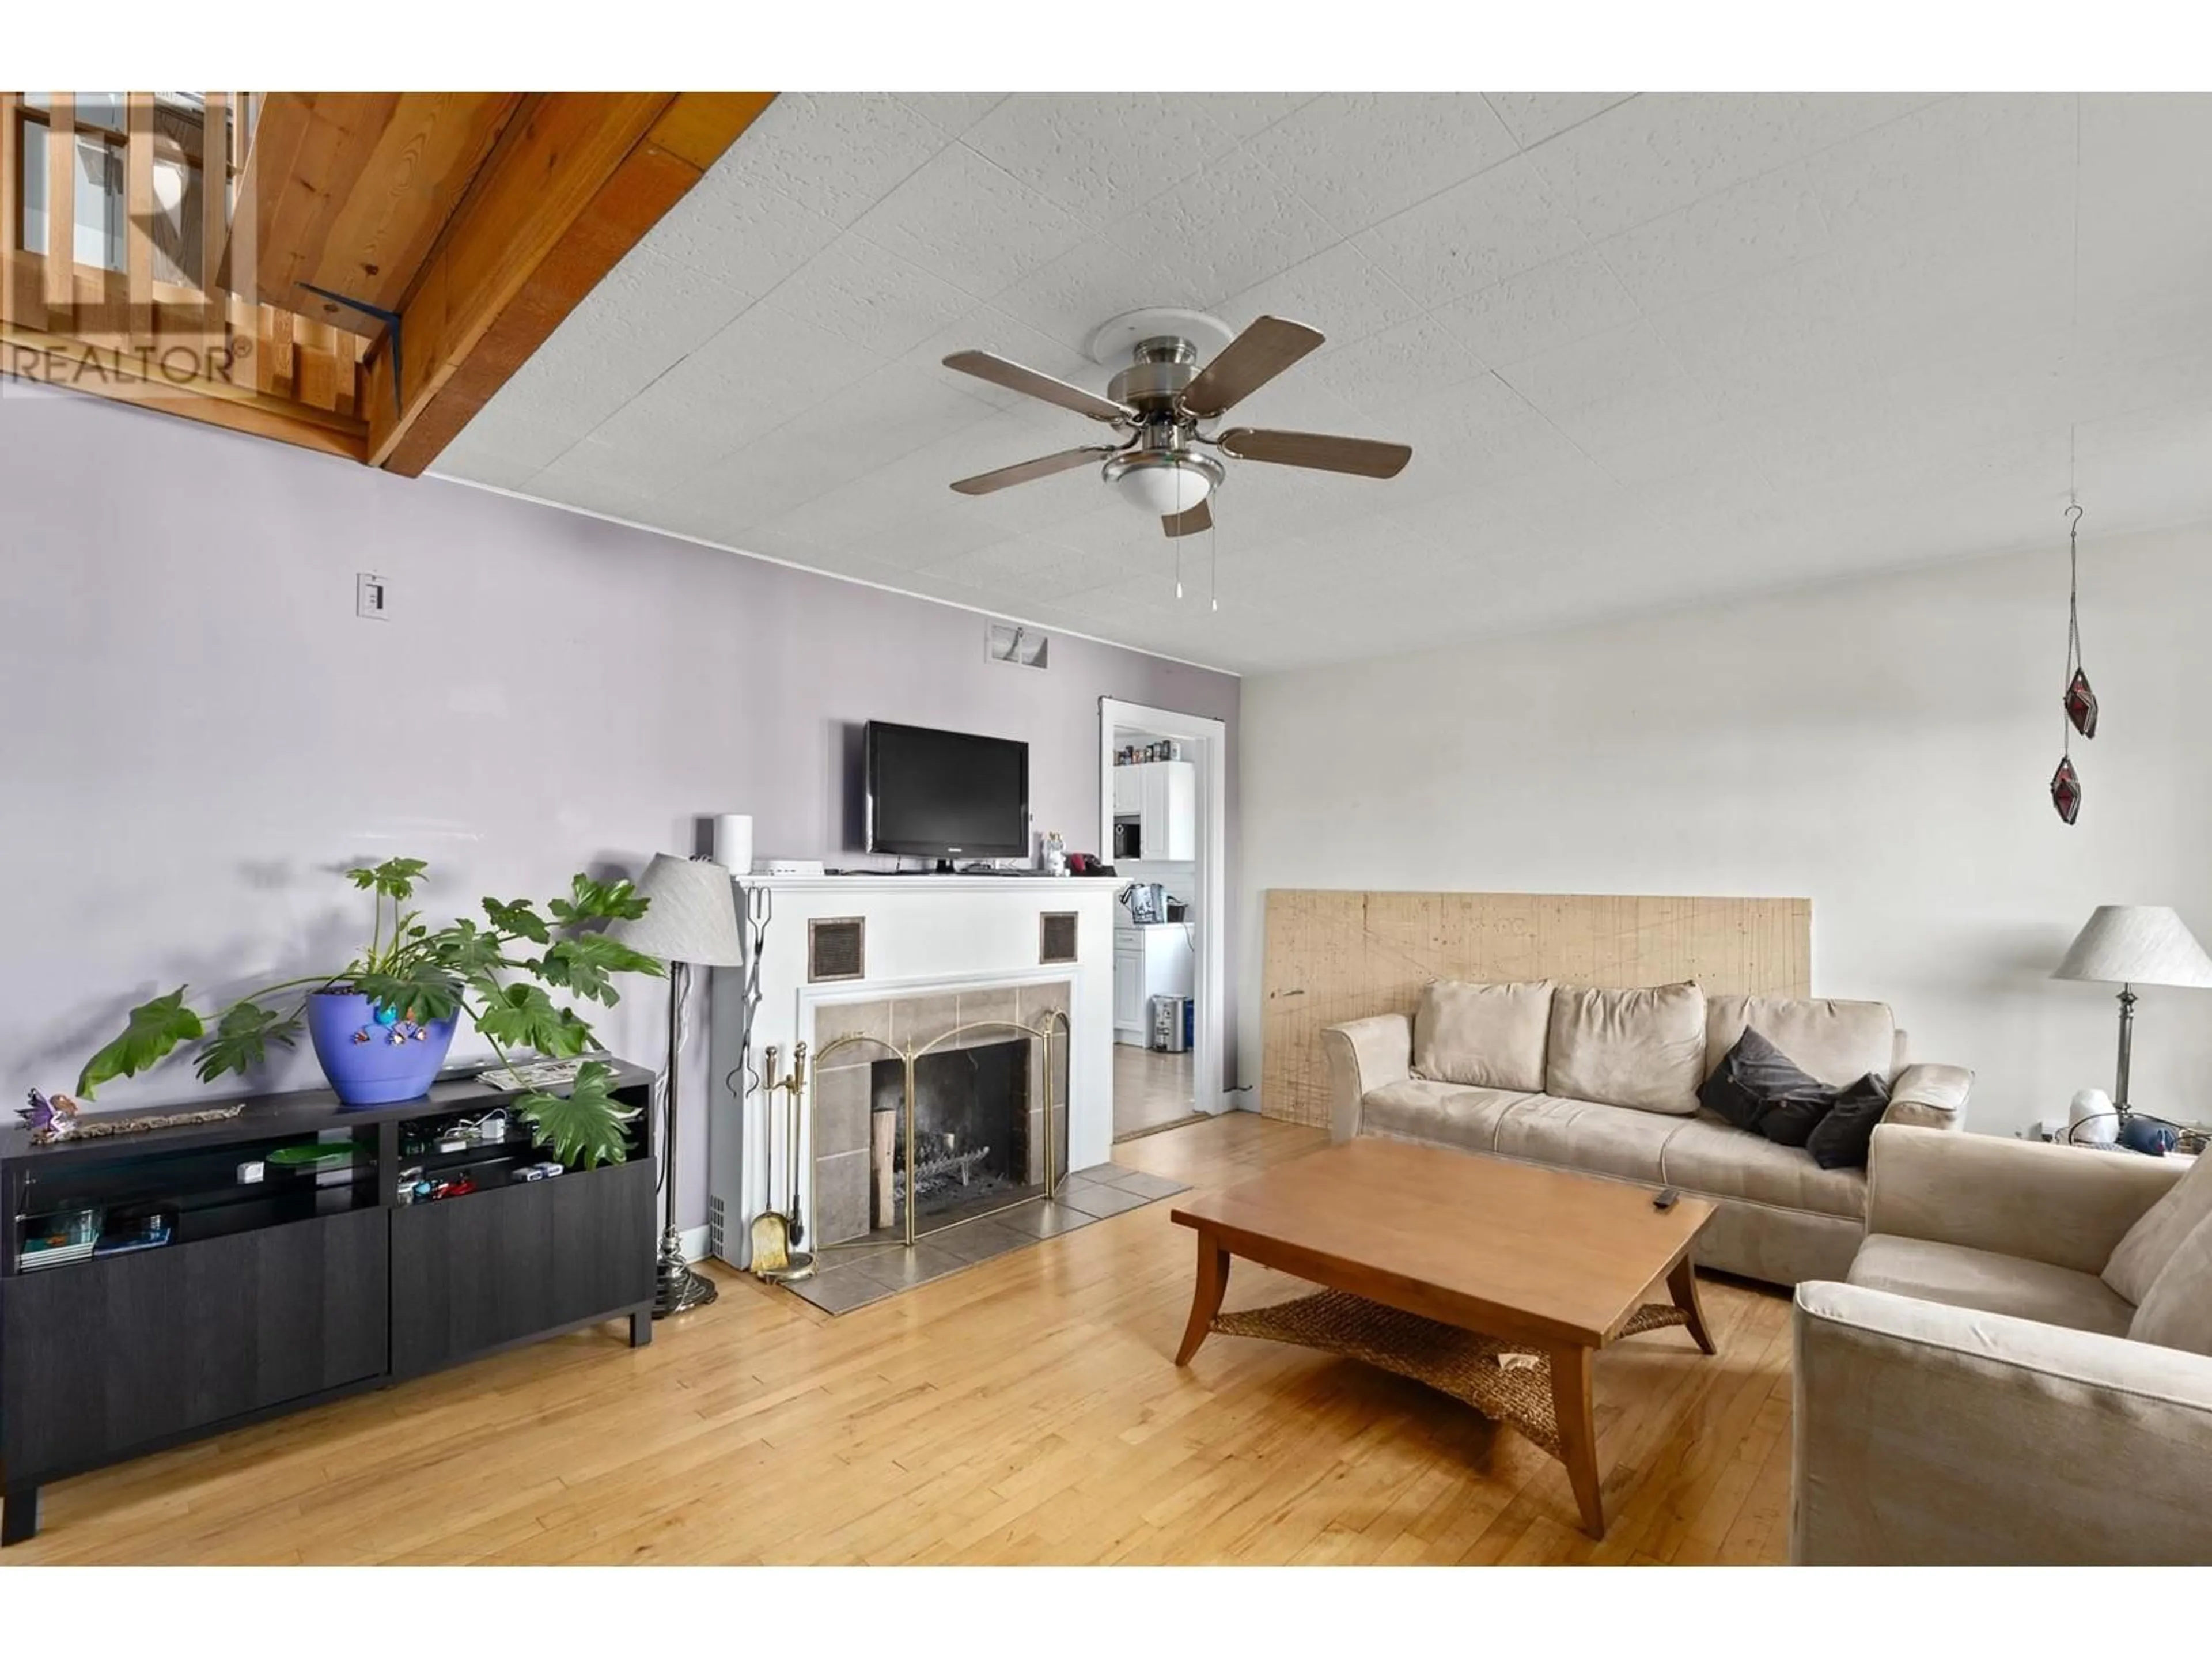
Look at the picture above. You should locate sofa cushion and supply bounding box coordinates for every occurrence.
[1492,1094,1685,1184]
[1661,1112,1866,1219]
[1546,982,1706,1115]
[2104,1148,2212,1304]
[1411,979,1551,1093]
[2130,1212,2212,1355]
[1362,1079,1525,1156]
[1849,1233,2135,1338]
[1705,994,1896,1089]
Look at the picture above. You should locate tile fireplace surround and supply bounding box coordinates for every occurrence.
[809,978,1073,1247]
[705,875,1119,1272]
[787,1160,1187,1316]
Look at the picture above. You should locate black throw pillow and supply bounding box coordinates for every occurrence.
[1805,1073,1892,1169]
[1699,1027,1827,1132]
[1757,1090,1836,1147]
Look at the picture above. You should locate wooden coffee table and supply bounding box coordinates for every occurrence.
[1169,1138,1715,1539]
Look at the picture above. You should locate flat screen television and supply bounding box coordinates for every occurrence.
[865,719,1031,863]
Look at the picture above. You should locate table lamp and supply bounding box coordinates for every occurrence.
[2052,905,2212,1122]
[606,853,745,1317]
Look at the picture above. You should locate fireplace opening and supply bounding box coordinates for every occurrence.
[870,1038,1035,1231]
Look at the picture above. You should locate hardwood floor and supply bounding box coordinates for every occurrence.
[1113,1043,1199,1139]
[1,1115,1795,1566]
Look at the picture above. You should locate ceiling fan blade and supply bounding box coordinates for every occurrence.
[1179,316,1326,419]
[942,350,1133,422]
[1218,427,1412,479]
[1161,498,1213,539]
[949,446,1116,496]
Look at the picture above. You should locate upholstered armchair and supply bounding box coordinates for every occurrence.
[1792,1125,2212,1564]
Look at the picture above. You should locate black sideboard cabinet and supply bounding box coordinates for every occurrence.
[0,1062,657,1544]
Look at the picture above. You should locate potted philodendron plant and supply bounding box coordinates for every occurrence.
[74,857,665,1168]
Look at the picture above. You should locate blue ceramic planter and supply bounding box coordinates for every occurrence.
[306,990,458,1106]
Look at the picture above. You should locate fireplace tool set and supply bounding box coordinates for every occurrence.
[751,1041,815,1281]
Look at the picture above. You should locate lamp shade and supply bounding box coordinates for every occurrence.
[604,853,746,967]
[2052,906,2212,988]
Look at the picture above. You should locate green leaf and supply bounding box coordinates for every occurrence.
[537,932,665,1005]
[78,988,205,1099]
[195,999,304,1082]
[483,896,551,945]
[474,982,596,1056]
[549,873,649,926]
[516,1061,637,1169]
[350,962,464,1026]
[347,857,427,902]
[426,919,509,979]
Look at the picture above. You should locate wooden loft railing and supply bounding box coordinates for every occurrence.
[2,90,776,472]
[0,90,371,457]
[1,92,371,452]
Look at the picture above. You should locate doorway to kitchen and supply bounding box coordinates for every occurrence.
[1099,698,1225,1142]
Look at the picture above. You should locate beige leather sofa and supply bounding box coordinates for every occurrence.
[1793,1124,2212,1563]
[1323,982,1972,1285]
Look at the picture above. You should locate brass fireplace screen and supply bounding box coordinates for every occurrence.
[806,1009,1071,1251]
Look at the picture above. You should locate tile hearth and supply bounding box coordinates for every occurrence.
[782,1162,1188,1316]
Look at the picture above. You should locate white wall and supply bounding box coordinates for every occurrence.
[3,389,1237,1228]
[1238,520,2212,1139]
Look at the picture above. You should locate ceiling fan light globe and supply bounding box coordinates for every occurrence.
[1112,458,1214,516]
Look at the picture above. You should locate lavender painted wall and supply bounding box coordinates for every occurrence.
[0,389,1240,1228]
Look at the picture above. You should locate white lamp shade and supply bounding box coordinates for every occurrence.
[604,853,746,967]
[2053,906,2212,988]
[1114,460,1213,516]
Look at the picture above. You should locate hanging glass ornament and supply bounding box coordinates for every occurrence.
[2065,667,2098,739]
[2051,503,2093,824]
[2051,755,2082,825]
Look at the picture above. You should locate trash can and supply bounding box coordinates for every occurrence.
[1149,994,1190,1054]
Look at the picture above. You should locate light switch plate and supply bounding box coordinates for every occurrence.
[357,571,389,620]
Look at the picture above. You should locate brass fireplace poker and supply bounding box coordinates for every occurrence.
[751,1041,815,1281]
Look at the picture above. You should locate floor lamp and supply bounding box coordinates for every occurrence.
[607,852,746,1319]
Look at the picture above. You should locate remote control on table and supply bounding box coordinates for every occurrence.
[1652,1187,1680,1211]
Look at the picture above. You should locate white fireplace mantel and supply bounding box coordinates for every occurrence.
[704,874,1119,1268]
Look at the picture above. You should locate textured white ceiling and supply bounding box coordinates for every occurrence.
[434,92,2212,674]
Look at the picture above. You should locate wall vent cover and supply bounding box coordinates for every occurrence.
[1040,912,1078,964]
[987,620,1048,669]
[809,917,866,983]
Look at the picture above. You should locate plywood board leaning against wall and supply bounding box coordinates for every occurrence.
[1260,891,1813,1127]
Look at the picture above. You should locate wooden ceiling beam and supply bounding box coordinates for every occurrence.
[365,90,775,476]
[222,92,526,337]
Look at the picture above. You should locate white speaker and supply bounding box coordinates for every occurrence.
[711,813,754,876]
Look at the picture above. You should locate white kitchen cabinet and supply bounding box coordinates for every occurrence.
[1112,766,1141,815]
[1113,934,1144,1035]
[1113,922,1195,1046]
[1135,760,1195,861]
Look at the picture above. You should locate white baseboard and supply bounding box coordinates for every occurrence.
[681,1224,710,1262]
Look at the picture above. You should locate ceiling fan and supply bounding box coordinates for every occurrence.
[941,309,1412,539]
